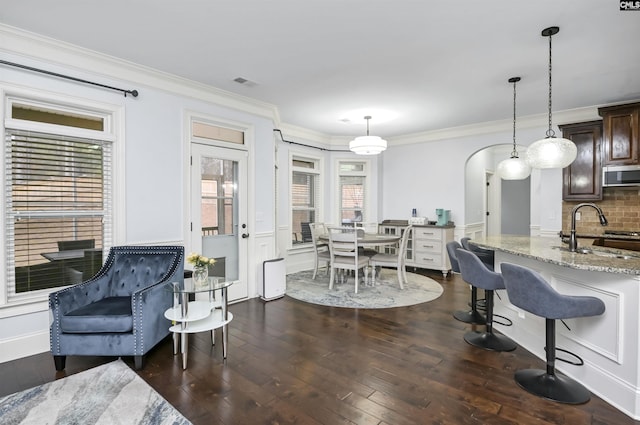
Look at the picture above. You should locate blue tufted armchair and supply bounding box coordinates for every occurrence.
[49,245,184,370]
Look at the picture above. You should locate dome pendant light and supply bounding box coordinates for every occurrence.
[497,77,532,180]
[526,26,577,169]
[349,115,387,155]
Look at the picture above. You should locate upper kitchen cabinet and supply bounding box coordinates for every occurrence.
[598,102,640,166]
[560,120,603,201]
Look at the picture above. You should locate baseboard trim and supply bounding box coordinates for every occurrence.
[0,330,49,363]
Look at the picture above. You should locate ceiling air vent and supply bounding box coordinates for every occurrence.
[233,77,257,87]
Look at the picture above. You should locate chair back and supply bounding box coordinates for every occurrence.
[461,237,495,271]
[446,241,462,273]
[309,223,327,245]
[456,248,504,291]
[100,246,185,297]
[58,239,95,251]
[500,263,605,320]
[301,222,314,243]
[355,222,379,234]
[398,225,413,265]
[327,226,361,270]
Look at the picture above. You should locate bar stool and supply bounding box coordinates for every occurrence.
[456,248,516,352]
[446,241,485,325]
[501,263,605,404]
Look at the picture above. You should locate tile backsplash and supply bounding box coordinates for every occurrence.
[562,188,640,235]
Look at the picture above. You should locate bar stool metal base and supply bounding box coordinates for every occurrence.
[514,369,591,404]
[453,309,486,324]
[464,330,517,352]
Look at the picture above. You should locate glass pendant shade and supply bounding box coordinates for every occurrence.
[527,26,577,169]
[525,136,577,168]
[349,116,387,155]
[497,156,531,180]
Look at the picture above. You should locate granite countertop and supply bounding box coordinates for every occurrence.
[471,235,640,275]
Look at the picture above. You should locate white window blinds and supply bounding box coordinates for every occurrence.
[5,130,111,296]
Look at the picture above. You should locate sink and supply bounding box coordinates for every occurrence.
[552,245,640,260]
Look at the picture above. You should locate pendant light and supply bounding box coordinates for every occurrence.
[497,77,531,180]
[526,26,577,169]
[349,115,387,155]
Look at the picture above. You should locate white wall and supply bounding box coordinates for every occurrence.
[0,26,277,362]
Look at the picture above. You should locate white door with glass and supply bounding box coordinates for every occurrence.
[190,143,248,302]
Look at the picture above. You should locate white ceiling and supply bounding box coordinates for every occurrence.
[2,0,639,139]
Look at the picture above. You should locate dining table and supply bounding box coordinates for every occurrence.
[318,231,402,286]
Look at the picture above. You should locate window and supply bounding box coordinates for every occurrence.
[338,161,367,225]
[291,156,321,246]
[3,96,114,302]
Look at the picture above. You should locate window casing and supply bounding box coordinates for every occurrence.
[3,94,115,306]
[290,156,322,246]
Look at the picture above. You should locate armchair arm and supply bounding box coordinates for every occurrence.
[49,274,113,317]
[131,279,175,355]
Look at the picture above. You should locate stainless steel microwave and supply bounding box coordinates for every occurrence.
[602,164,640,187]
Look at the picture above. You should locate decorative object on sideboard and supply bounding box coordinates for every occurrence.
[349,115,387,155]
[436,208,451,226]
[526,26,577,169]
[497,76,531,180]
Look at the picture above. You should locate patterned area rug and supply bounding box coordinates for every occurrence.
[286,268,443,308]
[0,360,191,425]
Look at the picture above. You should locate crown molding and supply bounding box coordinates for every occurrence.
[388,106,603,146]
[0,24,279,122]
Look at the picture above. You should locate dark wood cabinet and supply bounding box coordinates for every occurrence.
[598,102,640,165]
[560,121,602,201]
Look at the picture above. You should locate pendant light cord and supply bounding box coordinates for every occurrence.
[512,78,518,157]
[546,31,555,138]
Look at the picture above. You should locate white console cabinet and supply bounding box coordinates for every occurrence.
[379,221,454,277]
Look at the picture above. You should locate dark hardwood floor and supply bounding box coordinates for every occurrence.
[1,269,637,425]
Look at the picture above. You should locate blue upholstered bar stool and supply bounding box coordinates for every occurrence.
[456,248,516,352]
[501,263,605,404]
[446,241,486,325]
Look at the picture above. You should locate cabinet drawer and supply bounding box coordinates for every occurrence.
[413,228,442,240]
[414,239,442,253]
[413,253,443,266]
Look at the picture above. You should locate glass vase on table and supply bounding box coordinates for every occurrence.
[192,265,209,287]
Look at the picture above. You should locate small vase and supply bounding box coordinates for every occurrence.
[193,265,209,286]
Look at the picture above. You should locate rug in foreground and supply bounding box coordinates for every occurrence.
[0,359,191,425]
[286,268,444,308]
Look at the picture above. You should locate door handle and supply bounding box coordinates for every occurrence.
[242,233,250,239]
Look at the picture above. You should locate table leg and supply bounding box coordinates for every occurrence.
[181,333,188,370]
[222,287,228,359]
[172,332,179,355]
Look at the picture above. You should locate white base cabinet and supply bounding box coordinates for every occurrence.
[379,221,454,277]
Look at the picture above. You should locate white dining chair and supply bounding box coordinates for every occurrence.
[327,226,370,293]
[309,222,330,279]
[369,225,412,289]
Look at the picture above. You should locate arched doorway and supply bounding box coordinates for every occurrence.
[465,144,531,238]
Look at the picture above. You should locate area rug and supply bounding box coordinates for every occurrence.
[0,359,191,425]
[286,268,443,308]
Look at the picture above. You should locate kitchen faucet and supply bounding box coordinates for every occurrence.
[569,203,608,252]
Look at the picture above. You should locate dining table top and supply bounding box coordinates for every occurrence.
[318,232,401,246]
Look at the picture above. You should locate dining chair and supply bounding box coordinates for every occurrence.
[309,222,330,279]
[369,225,412,289]
[327,226,370,293]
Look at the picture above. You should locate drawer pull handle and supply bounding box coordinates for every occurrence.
[422,258,434,261]
[422,245,434,248]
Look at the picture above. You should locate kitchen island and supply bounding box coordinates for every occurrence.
[471,235,640,420]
